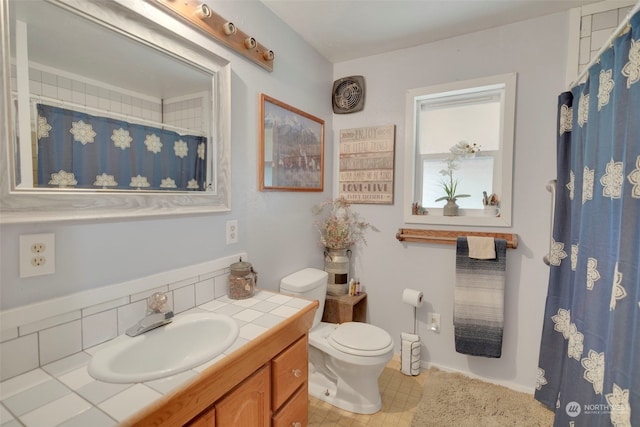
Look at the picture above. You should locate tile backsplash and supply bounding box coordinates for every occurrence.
[578,4,635,73]
[0,254,243,381]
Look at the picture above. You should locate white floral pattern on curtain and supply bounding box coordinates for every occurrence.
[36,104,207,190]
[535,11,640,427]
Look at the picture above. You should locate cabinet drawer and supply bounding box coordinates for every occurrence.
[272,383,308,427]
[271,336,308,410]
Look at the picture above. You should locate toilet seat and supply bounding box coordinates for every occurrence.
[327,323,393,357]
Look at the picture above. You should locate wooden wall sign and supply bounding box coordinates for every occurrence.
[339,125,395,204]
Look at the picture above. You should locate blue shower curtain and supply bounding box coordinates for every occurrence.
[36,104,207,191]
[535,11,639,426]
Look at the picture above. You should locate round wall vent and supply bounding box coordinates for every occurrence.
[332,75,365,114]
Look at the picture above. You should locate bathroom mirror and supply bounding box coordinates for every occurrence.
[403,73,516,227]
[0,0,231,223]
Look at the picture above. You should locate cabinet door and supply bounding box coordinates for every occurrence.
[271,336,308,410]
[216,365,270,427]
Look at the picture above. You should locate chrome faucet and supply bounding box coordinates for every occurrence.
[126,292,174,337]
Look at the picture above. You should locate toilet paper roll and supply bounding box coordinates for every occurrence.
[402,288,424,307]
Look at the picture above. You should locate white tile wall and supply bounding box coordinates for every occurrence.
[39,321,82,365]
[116,300,149,336]
[20,311,81,336]
[214,274,228,297]
[21,64,207,135]
[0,265,232,381]
[195,278,215,305]
[173,284,196,314]
[82,310,118,349]
[82,297,129,318]
[0,334,39,381]
[163,96,207,133]
[0,328,18,344]
[578,5,635,72]
[27,67,162,123]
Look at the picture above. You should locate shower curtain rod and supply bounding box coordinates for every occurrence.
[28,94,205,137]
[570,0,640,89]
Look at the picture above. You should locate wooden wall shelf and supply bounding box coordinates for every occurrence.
[396,228,518,249]
[154,0,274,72]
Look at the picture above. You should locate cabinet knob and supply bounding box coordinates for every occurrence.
[292,368,302,378]
[291,422,302,427]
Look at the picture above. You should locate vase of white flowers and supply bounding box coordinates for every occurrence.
[435,141,478,216]
[313,197,378,295]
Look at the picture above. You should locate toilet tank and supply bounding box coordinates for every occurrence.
[280,268,327,328]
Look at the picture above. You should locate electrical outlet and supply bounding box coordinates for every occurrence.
[31,243,46,253]
[20,233,55,278]
[31,256,46,266]
[226,220,238,244]
[428,312,441,333]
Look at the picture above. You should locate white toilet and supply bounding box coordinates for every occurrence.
[280,268,394,414]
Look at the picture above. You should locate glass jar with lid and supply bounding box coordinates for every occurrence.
[228,258,257,299]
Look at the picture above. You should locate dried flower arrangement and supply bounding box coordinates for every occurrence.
[312,197,379,249]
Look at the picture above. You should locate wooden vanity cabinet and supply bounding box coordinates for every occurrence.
[272,336,307,409]
[187,365,270,427]
[124,300,317,427]
[272,383,308,427]
[188,407,215,427]
[271,337,308,427]
[215,365,270,426]
[189,337,307,427]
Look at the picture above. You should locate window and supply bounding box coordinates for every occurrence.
[404,73,516,226]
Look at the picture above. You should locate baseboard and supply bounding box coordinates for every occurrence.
[422,361,534,394]
[391,353,534,395]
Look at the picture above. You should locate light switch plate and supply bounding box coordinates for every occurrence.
[20,233,56,278]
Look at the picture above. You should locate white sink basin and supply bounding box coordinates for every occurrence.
[88,312,239,383]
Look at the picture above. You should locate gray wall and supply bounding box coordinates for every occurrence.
[331,12,568,392]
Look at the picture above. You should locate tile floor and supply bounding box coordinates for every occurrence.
[308,358,427,427]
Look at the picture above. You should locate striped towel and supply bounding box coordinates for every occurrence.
[454,237,507,358]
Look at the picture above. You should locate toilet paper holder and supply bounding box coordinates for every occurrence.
[402,288,423,334]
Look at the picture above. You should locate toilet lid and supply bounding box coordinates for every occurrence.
[327,322,393,356]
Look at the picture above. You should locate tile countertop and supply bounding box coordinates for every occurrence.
[0,290,313,427]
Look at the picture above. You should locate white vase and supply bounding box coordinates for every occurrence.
[484,206,500,216]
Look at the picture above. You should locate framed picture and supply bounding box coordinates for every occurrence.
[259,94,324,191]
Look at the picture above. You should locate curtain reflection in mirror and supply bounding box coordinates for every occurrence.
[36,104,207,190]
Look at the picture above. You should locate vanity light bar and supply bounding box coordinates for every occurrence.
[153,0,274,72]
